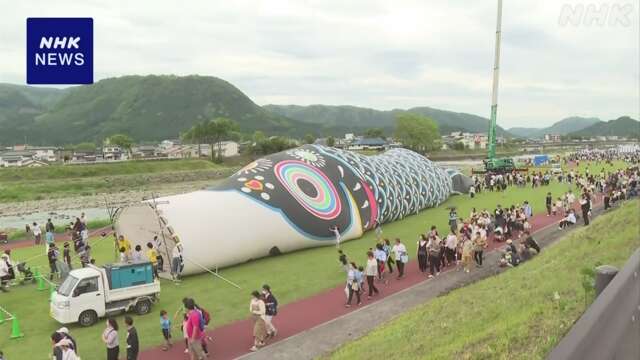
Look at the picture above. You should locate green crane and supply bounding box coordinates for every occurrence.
[481,0,519,173]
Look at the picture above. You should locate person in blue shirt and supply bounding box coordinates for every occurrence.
[373,244,387,281]
[159,310,172,351]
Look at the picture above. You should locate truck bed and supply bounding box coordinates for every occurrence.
[106,281,160,303]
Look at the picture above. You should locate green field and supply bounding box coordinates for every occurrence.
[0,161,629,357]
[0,159,232,203]
[329,201,640,360]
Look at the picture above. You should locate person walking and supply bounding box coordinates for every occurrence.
[392,238,407,279]
[249,291,268,352]
[0,254,10,292]
[125,316,139,360]
[33,222,42,246]
[184,299,205,360]
[62,242,72,269]
[473,231,487,267]
[461,238,474,273]
[345,262,361,307]
[45,219,55,250]
[383,239,395,274]
[427,235,441,278]
[47,244,60,280]
[262,284,278,337]
[580,194,591,225]
[365,251,379,298]
[417,234,428,273]
[102,318,120,360]
[160,310,172,350]
[545,192,552,216]
[444,230,458,267]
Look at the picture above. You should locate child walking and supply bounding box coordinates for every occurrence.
[160,310,172,351]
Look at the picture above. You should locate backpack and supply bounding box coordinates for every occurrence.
[199,307,211,326]
[271,294,278,315]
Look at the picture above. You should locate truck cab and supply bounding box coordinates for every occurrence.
[51,262,160,326]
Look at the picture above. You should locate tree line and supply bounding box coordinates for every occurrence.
[63,112,442,161]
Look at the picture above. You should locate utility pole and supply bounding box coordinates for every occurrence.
[487,0,502,160]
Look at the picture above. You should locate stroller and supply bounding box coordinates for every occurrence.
[16,261,36,284]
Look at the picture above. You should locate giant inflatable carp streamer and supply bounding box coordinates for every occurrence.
[115,145,472,275]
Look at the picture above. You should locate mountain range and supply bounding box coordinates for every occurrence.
[0,75,636,145]
[508,117,601,138]
[568,116,639,138]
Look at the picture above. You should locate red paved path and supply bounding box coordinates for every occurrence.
[141,197,599,360]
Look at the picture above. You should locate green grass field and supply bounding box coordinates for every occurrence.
[329,200,640,360]
[0,161,629,357]
[0,159,231,203]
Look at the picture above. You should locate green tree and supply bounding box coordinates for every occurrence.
[205,117,239,162]
[452,142,465,151]
[364,128,385,139]
[394,113,440,153]
[303,133,316,144]
[107,134,134,157]
[252,131,266,144]
[326,136,336,147]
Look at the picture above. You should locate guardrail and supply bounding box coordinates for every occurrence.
[547,248,640,360]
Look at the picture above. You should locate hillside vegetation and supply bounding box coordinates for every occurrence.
[568,116,640,138]
[509,116,601,138]
[0,76,316,145]
[330,200,640,360]
[264,104,512,136]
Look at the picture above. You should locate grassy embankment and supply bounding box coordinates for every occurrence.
[329,201,640,360]
[0,159,235,203]
[0,161,630,357]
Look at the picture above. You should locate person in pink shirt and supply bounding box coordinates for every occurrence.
[184,299,205,360]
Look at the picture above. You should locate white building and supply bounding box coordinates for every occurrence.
[28,146,58,162]
[544,134,562,142]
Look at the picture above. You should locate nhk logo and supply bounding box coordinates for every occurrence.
[27,18,93,84]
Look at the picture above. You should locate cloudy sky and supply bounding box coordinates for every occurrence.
[1,0,638,128]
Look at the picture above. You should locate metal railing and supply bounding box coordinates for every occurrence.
[547,248,640,360]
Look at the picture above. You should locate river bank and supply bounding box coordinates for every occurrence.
[0,178,219,220]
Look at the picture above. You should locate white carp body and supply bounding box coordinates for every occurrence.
[116,145,470,275]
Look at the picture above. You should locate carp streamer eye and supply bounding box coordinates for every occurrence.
[274,160,342,220]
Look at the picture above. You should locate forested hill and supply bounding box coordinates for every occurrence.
[1,75,518,145]
[263,104,512,136]
[568,116,640,138]
[0,76,315,145]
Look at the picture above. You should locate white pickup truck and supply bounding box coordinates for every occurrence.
[50,262,160,326]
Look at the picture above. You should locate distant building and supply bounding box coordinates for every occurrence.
[440,132,487,150]
[0,150,41,167]
[211,141,240,158]
[347,137,387,151]
[133,145,159,158]
[102,145,126,161]
[544,134,561,142]
[161,141,239,159]
[27,146,58,162]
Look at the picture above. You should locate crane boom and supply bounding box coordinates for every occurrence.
[487,0,502,160]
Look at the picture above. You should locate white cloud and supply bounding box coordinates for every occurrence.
[1,0,638,127]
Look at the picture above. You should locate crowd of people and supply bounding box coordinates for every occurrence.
[3,152,639,359]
